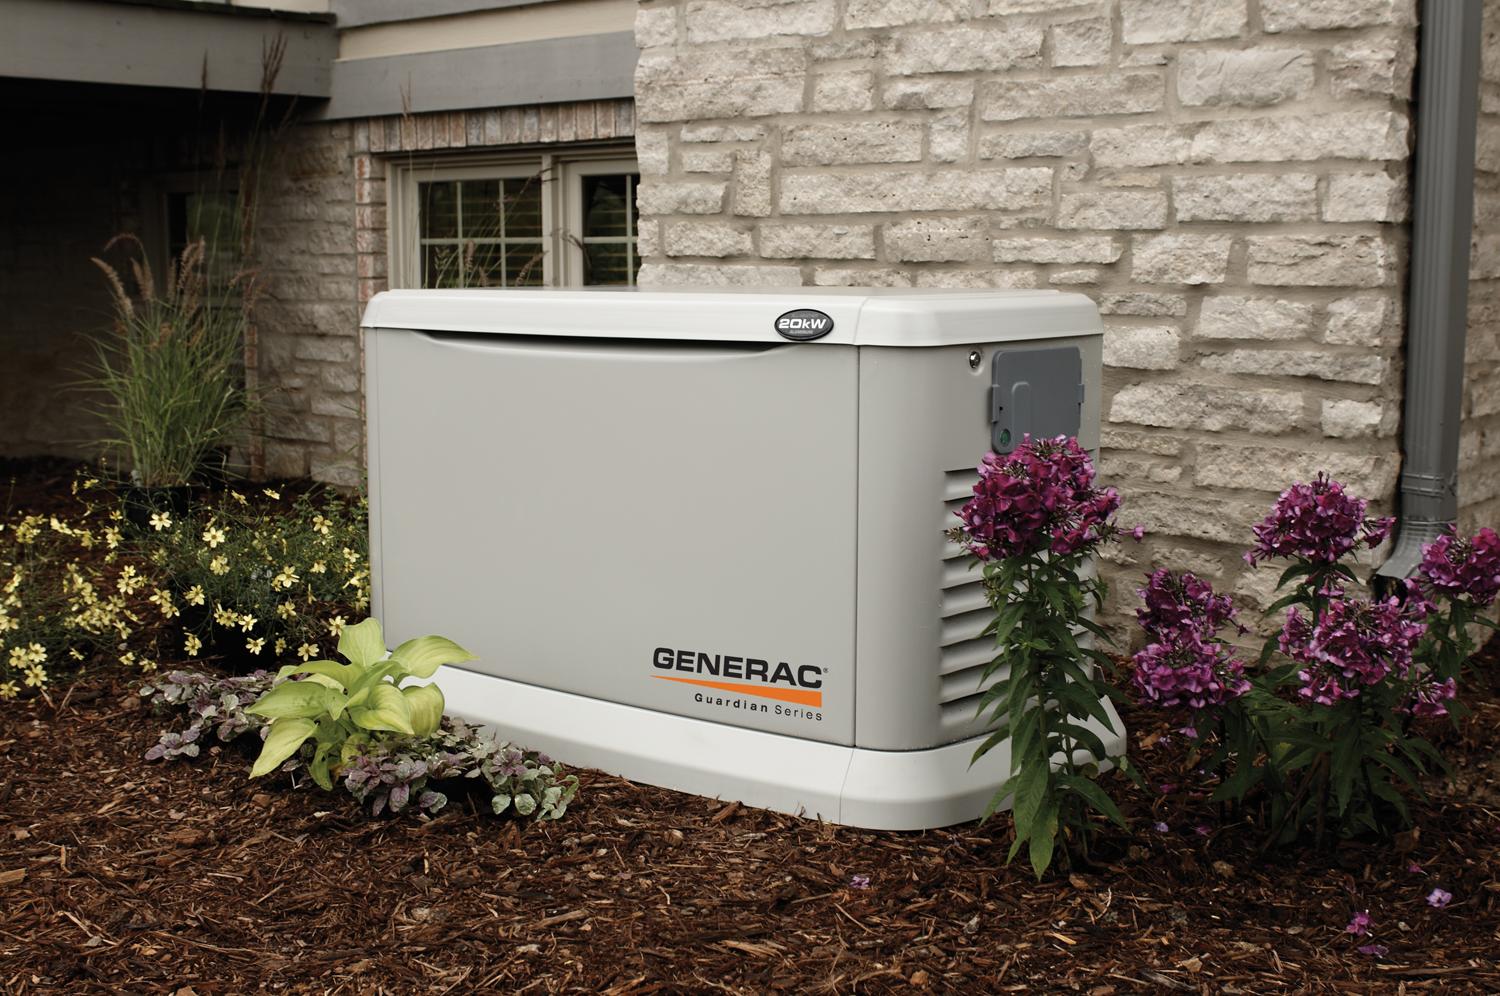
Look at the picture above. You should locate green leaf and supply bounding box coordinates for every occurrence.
[390,635,478,679]
[338,617,387,669]
[491,792,512,815]
[1276,561,1318,589]
[1027,798,1059,880]
[309,741,335,791]
[402,683,445,736]
[513,792,537,817]
[250,718,316,778]
[1056,773,1127,828]
[349,682,415,734]
[246,680,336,720]
[277,659,358,691]
[1011,761,1050,838]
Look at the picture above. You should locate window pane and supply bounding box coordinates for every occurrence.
[420,181,458,239]
[583,242,631,286]
[461,180,503,239]
[582,175,630,239]
[506,244,545,286]
[506,178,544,239]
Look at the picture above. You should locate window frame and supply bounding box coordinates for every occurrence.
[388,146,639,291]
[559,157,640,288]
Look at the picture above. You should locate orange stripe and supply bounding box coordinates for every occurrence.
[653,675,823,707]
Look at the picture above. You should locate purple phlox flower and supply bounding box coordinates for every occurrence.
[1176,725,1200,739]
[1153,821,1169,833]
[954,436,1121,561]
[1130,524,1147,541]
[1426,888,1452,909]
[1407,862,1425,875]
[1137,569,1243,642]
[1280,595,1427,707]
[1245,474,1392,567]
[1158,783,1177,794]
[1418,527,1500,609]
[849,874,871,890]
[1130,636,1250,712]
[1346,910,1372,936]
[1194,824,1211,837]
[1403,673,1457,720]
[1357,944,1389,958]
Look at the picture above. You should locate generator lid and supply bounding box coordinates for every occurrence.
[360,287,1102,347]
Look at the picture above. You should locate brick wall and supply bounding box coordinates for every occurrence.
[632,0,1436,621]
[1462,0,1500,533]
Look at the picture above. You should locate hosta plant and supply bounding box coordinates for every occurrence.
[247,616,475,791]
[949,435,1133,877]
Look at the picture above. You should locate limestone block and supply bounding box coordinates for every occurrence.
[1057,190,1169,229]
[1120,0,1247,43]
[1196,296,1314,341]
[992,236,1121,264]
[1176,48,1313,106]
[1131,234,1234,284]
[1173,174,1318,223]
[885,24,1044,76]
[662,222,754,257]
[783,120,923,166]
[1200,349,1388,385]
[1103,326,1181,370]
[1247,235,1392,287]
[981,72,1163,120]
[759,223,878,259]
[884,216,991,262]
[779,168,1052,213]
[684,0,836,43]
[1108,383,1303,433]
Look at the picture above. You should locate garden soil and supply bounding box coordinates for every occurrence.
[2,464,1499,994]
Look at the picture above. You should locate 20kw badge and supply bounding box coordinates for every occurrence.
[775,308,834,341]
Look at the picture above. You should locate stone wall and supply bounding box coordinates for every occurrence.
[632,0,1430,620]
[1462,0,1500,533]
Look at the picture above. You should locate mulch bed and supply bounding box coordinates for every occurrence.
[2,463,1499,994]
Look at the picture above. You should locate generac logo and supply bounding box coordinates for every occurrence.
[652,647,823,707]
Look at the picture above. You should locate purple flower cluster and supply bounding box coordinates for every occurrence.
[1418,527,1500,608]
[955,436,1121,561]
[1245,474,1394,567]
[1131,570,1250,712]
[1279,594,1427,706]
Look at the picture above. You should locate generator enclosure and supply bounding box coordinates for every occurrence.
[362,287,1123,830]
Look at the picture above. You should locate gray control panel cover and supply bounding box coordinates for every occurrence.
[990,346,1083,453]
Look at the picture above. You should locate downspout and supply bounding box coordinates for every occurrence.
[1376,0,1484,582]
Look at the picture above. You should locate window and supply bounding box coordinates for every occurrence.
[392,152,640,290]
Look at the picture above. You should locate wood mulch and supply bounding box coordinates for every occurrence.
[2,462,1498,994]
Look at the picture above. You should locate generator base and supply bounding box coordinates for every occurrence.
[432,665,1126,831]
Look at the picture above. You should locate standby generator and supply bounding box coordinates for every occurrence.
[362,287,1123,830]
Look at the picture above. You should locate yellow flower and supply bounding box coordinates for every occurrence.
[297,642,318,661]
[213,604,238,627]
[246,637,265,655]
[184,633,202,656]
[23,663,46,687]
[202,525,227,549]
[311,514,331,536]
[262,488,281,500]
[116,566,145,595]
[184,585,206,607]
[148,588,179,619]
[272,566,300,591]
[231,490,247,505]
[148,511,172,531]
[276,601,297,620]
[0,680,17,700]
[139,658,158,673]
[326,615,347,638]
[209,555,229,576]
[275,638,287,656]
[239,613,258,632]
[310,560,327,574]
[69,648,84,661]
[120,650,136,668]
